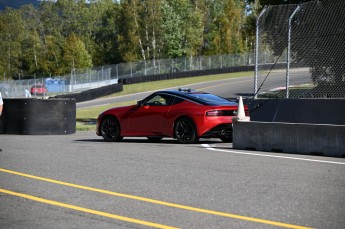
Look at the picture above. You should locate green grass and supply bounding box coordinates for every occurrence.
[76,71,253,131]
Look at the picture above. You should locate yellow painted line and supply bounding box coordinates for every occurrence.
[0,188,179,229]
[0,168,313,229]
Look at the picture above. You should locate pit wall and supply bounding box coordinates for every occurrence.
[233,121,345,157]
[232,99,345,157]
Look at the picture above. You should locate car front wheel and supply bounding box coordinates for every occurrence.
[100,116,123,142]
[174,117,198,144]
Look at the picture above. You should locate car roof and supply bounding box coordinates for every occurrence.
[156,89,238,106]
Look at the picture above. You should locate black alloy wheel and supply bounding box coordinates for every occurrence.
[100,116,123,142]
[174,117,198,144]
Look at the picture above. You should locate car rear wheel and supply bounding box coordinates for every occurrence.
[174,117,198,144]
[100,116,123,142]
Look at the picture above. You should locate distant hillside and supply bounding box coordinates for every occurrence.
[0,0,40,10]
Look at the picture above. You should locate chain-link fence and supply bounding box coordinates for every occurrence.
[255,0,345,99]
[0,66,114,98]
[113,53,255,80]
[0,53,259,98]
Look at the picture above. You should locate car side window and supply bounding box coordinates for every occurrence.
[171,96,184,105]
[144,94,169,106]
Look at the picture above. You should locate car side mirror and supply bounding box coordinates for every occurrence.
[137,100,143,106]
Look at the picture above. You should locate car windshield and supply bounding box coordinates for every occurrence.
[187,93,237,106]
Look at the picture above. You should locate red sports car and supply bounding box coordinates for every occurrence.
[31,84,48,95]
[96,88,248,144]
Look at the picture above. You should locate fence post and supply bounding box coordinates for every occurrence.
[158,60,161,74]
[185,57,187,71]
[190,56,192,71]
[286,5,300,98]
[199,56,202,70]
[254,6,267,98]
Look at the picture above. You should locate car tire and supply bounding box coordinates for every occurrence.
[147,137,163,142]
[174,117,198,144]
[100,116,123,142]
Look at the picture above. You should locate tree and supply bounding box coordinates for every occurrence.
[62,34,92,73]
[91,0,121,65]
[161,0,204,58]
[42,35,64,75]
[117,0,144,61]
[203,0,246,55]
[21,30,44,77]
[140,0,164,61]
[0,0,258,79]
[181,0,204,57]
[161,0,184,58]
[0,8,26,79]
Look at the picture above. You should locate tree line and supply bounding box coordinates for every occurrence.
[0,0,306,80]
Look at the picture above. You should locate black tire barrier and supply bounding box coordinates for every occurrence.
[0,98,76,135]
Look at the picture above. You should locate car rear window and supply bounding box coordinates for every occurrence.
[187,93,237,106]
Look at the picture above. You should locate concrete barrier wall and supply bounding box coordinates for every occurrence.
[233,121,345,157]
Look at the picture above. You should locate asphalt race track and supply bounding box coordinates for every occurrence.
[1,132,345,229]
[1,69,344,228]
[76,76,254,109]
[77,68,311,109]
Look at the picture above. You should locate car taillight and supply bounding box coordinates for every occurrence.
[206,110,224,116]
[206,110,239,116]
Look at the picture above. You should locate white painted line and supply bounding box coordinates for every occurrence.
[201,144,345,165]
